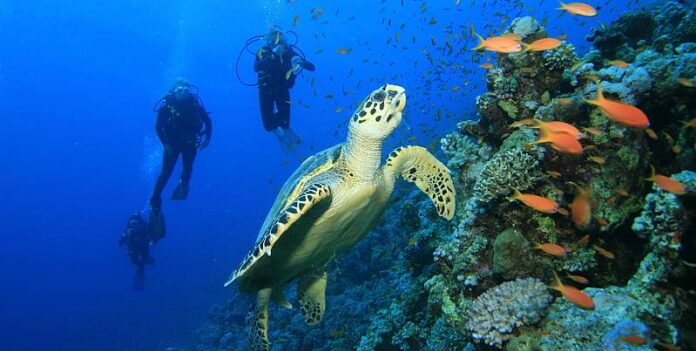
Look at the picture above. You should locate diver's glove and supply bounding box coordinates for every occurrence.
[291,56,303,68]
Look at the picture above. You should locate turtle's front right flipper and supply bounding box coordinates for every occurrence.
[225,183,332,286]
[384,146,456,220]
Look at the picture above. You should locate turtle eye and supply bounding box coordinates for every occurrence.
[372,91,386,102]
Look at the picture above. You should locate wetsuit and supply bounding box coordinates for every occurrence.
[120,214,154,290]
[255,45,315,131]
[151,93,212,208]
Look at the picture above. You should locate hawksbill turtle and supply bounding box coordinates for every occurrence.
[226,84,456,350]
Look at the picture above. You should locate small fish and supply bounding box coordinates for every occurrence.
[570,184,592,228]
[335,107,343,113]
[681,118,696,128]
[451,86,460,92]
[472,34,522,53]
[585,83,650,129]
[566,274,589,284]
[274,32,281,45]
[678,77,694,87]
[615,188,629,196]
[588,156,605,164]
[644,128,658,140]
[479,63,494,69]
[556,34,569,40]
[336,48,351,55]
[557,2,598,17]
[621,335,646,345]
[523,38,562,52]
[657,342,681,351]
[573,234,590,249]
[527,132,583,155]
[507,189,560,214]
[533,120,584,139]
[608,60,629,68]
[593,245,615,259]
[293,15,300,26]
[535,243,568,256]
[647,165,687,195]
[582,127,602,136]
[557,98,573,105]
[547,170,563,179]
[549,272,595,309]
[508,118,535,129]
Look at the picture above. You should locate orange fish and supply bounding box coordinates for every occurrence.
[557,98,573,105]
[566,274,589,284]
[573,234,590,250]
[570,185,592,229]
[558,2,598,16]
[647,165,687,195]
[472,34,522,53]
[616,188,629,196]
[622,335,647,345]
[508,189,560,214]
[534,243,568,256]
[336,48,350,55]
[608,60,629,68]
[585,83,650,129]
[681,117,696,128]
[479,63,494,69]
[523,38,562,52]
[556,34,569,40]
[593,245,615,259]
[533,120,584,139]
[535,243,568,256]
[528,132,583,155]
[550,272,595,309]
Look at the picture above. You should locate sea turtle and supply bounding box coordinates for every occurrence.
[225,84,456,350]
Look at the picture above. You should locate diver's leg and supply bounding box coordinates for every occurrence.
[259,88,276,131]
[276,88,301,146]
[151,148,179,209]
[172,144,197,200]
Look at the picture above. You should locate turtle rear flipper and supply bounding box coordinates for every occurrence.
[384,146,456,220]
[225,183,333,286]
[298,270,327,325]
[248,288,272,351]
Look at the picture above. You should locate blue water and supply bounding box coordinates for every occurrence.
[0,0,635,350]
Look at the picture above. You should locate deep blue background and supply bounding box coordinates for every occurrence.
[0,0,630,350]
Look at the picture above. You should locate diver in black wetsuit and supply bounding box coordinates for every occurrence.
[255,28,315,155]
[150,78,212,211]
[120,213,155,291]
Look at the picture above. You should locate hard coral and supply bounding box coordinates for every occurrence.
[466,278,551,348]
[473,145,545,202]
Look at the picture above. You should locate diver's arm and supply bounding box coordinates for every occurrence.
[201,108,212,142]
[254,48,273,72]
[291,54,315,71]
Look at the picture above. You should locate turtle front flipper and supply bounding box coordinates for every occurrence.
[248,288,272,351]
[225,183,333,285]
[384,146,456,220]
[297,270,328,325]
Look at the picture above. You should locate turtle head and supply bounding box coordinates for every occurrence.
[349,84,406,140]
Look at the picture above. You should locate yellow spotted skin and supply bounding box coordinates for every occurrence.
[226,84,456,351]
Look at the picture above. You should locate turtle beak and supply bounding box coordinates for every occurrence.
[385,84,406,113]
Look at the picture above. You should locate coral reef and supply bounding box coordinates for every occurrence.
[188,2,696,351]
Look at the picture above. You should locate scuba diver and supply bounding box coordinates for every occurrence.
[238,27,315,155]
[150,78,212,212]
[119,212,155,291]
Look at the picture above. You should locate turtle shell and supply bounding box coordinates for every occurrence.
[255,143,343,242]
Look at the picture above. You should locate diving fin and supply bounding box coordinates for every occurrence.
[133,267,145,291]
[148,207,166,243]
[171,181,189,200]
[272,127,296,156]
[285,127,303,146]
